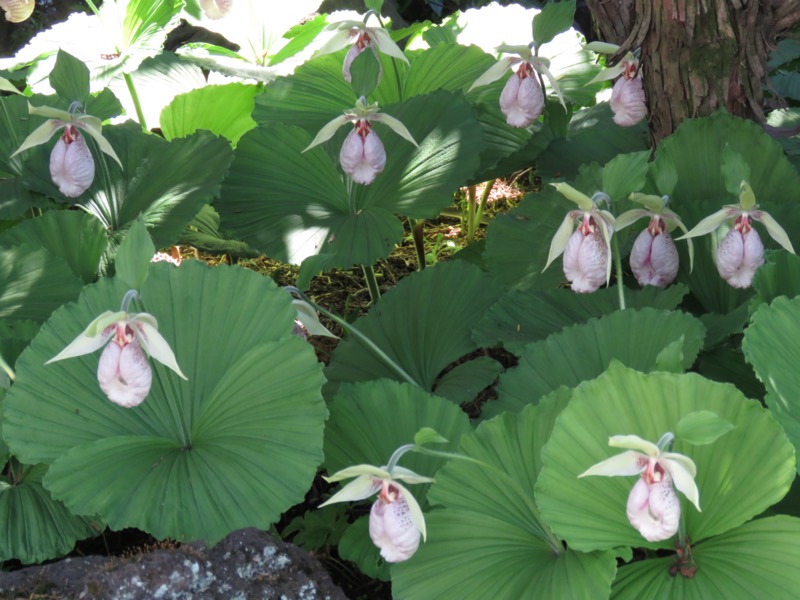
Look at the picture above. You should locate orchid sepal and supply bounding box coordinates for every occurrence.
[372,112,418,147]
[533,59,567,111]
[45,310,123,363]
[394,480,427,541]
[303,115,350,152]
[468,57,515,92]
[584,41,621,54]
[543,212,577,271]
[614,208,652,231]
[586,64,625,85]
[677,206,738,240]
[739,181,756,210]
[387,465,435,484]
[551,182,594,212]
[319,474,383,507]
[134,318,187,380]
[369,26,409,64]
[756,210,796,254]
[578,449,647,478]
[324,464,392,483]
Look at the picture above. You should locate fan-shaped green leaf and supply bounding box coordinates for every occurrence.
[535,364,795,552]
[0,211,107,284]
[611,516,800,600]
[751,250,800,312]
[473,284,688,353]
[490,308,705,415]
[0,464,99,564]
[743,295,800,471]
[392,389,617,600]
[0,244,82,322]
[433,356,504,405]
[160,83,258,145]
[323,261,503,396]
[49,50,90,106]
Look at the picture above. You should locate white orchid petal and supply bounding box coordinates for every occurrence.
[303,115,350,152]
[76,117,122,168]
[660,457,701,512]
[608,434,660,456]
[739,181,756,210]
[324,464,392,483]
[550,182,594,211]
[133,320,186,380]
[370,27,409,63]
[544,213,577,271]
[319,475,382,507]
[388,465,435,485]
[615,208,651,231]
[535,60,566,111]
[394,482,427,542]
[584,41,621,54]
[315,28,353,57]
[27,103,73,121]
[45,311,122,364]
[292,299,338,338]
[586,64,625,85]
[677,207,737,240]
[373,112,418,147]
[756,211,795,254]
[468,57,514,92]
[578,450,645,478]
[12,119,64,157]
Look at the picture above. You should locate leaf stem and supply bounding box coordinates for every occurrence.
[612,234,626,310]
[471,179,495,242]
[124,73,148,131]
[409,217,426,271]
[361,264,381,304]
[286,287,420,388]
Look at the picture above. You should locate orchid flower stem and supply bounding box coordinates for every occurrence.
[409,218,426,271]
[612,235,626,310]
[472,179,495,242]
[120,289,140,313]
[124,73,148,131]
[386,443,416,473]
[361,264,381,304]
[466,185,477,242]
[286,287,420,388]
[84,0,100,16]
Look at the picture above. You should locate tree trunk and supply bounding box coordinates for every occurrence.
[586,0,800,145]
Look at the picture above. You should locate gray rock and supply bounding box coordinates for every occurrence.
[0,529,348,600]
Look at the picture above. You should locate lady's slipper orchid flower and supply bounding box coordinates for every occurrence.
[616,194,693,288]
[319,463,432,563]
[304,96,417,185]
[316,16,409,84]
[0,0,34,23]
[678,181,794,288]
[46,296,186,408]
[199,0,232,20]
[579,433,701,542]
[12,102,122,198]
[544,183,615,293]
[585,44,646,127]
[290,295,338,340]
[470,44,566,128]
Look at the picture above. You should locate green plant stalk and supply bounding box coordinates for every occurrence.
[471,179,496,241]
[286,287,420,388]
[361,264,381,304]
[409,218,426,271]
[465,184,477,242]
[612,234,626,310]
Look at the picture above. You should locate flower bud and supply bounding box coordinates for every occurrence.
[626,474,681,542]
[368,482,421,562]
[499,62,544,128]
[0,0,34,23]
[611,65,646,127]
[49,126,95,197]
[563,218,609,293]
[97,337,152,408]
[339,120,386,185]
[630,216,679,287]
[716,215,765,288]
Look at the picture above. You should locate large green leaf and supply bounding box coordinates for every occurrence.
[743,295,800,471]
[0,244,83,322]
[750,250,800,313]
[323,260,503,397]
[489,308,705,416]
[535,364,795,552]
[160,83,258,145]
[0,211,107,284]
[483,188,573,291]
[4,261,326,543]
[651,111,800,313]
[392,389,618,600]
[218,90,482,269]
[0,463,99,564]
[611,516,800,599]
[24,124,233,249]
[473,284,689,354]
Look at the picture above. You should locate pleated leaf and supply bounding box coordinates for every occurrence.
[0,211,108,284]
[160,83,258,145]
[750,250,800,312]
[0,464,99,564]
[0,244,83,322]
[611,516,800,599]
[535,363,795,552]
[743,295,800,471]
[5,261,326,543]
[490,308,705,416]
[392,389,618,600]
[323,261,503,396]
[473,285,688,353]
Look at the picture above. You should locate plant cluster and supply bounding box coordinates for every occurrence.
[1,1,800,598]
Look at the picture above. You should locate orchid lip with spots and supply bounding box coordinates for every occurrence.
[579,433,700,542]
[46,291,186,408]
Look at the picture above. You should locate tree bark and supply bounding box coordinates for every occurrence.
[586,0,800,145]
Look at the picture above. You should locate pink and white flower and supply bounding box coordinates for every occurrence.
[46,307,186,408]
[339,120,386,185]
[0,0,34,23]
[716,215,765,288]
[49,126,95,197]
[630,216,679,287]
[319,463,432,563]
[579,433,701,542]
[499,61,544,128]
[611,61,646,127]
[199,0,232,20]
